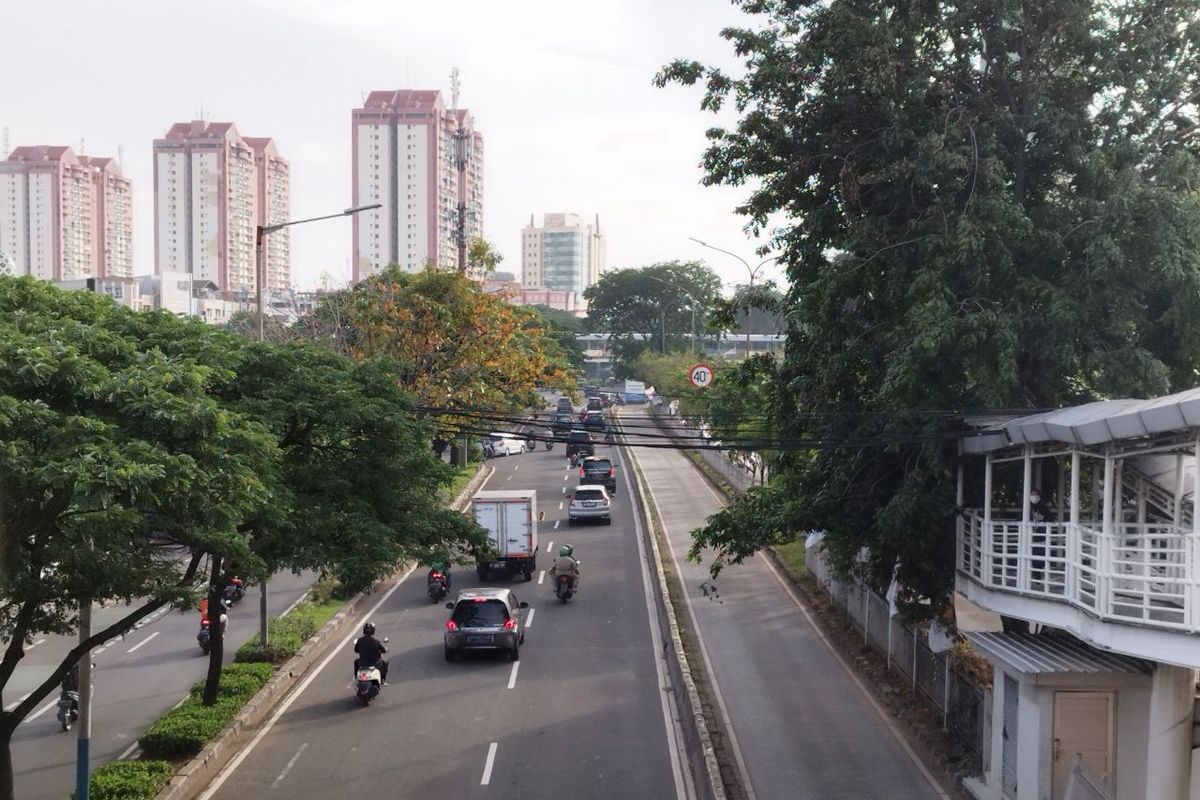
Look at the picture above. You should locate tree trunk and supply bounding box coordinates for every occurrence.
[202,555,224,706]
[0,717,16,800]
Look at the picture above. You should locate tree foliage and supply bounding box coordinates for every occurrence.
[583,261,723,370]
[659,0,1200,610]
[518,305,586,372]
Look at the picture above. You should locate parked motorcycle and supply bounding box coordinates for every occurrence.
[427,571,449,603]
[555,574,576,604]
[355,638,388,707]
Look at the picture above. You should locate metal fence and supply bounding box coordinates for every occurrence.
[807,544,986,758]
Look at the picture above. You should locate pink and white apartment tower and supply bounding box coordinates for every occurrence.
[0,146,133,280]
[153,121,291,294]
[351,90,484,280]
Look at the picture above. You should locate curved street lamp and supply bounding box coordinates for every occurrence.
[688,237,778,356]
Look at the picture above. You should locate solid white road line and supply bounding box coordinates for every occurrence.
[117,742,141,760]
[507,662,520,689]
[126,631,160,653]
[196,565,418,800]
[5,692,30,712]
[524,608,535,628]
[537,571,546,585]
[622,447,691,800]
[480,742,498,785]
[279,591,308,619]
[637,452,757,800]
[32,638,46,648]
[24,700,56,724]
[271,742,309,789]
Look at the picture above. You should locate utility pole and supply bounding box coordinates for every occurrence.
[451,68,469,274]
[75,602,92,800]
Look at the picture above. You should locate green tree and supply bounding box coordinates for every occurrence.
[468,238,504,275]
[584,261,723,370]
[710,282,786,336]
[520,305,586,371]
[659,0,1200,609]
[0,278,278,796]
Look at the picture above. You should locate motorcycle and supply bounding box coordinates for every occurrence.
[355,638,389,707]
[222,579,245,605]
[555,574,576,603]
[545,439,554,451]
[56,689,79,732]
[427,571,449,603]
[197,614,227,656]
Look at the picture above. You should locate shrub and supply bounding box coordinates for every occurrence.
[140,663,273,758]
[233,602,331,664]
[76,760,174,800]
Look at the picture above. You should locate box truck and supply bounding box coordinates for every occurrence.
[472,489,539,581]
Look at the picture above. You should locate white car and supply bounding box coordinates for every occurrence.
[488,433,528,456]
[568,485,612,525]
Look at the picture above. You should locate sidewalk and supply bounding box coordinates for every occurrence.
[629,421,948,800]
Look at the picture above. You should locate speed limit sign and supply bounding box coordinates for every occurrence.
[689,363,715,388]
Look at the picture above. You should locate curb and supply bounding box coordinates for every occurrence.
[154,462,491,800]
[619,410,727,800]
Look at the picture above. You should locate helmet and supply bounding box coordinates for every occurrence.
[558,544,574,557]
[363,622,376,636]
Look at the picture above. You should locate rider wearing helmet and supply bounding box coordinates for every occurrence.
[548,544,580,592]
[353,621,389,685]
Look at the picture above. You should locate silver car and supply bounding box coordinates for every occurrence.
[568,485,612,525]
[444,588,528,662]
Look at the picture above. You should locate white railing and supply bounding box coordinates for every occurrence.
[957,512,1198,631]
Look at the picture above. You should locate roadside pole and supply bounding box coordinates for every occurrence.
[75,601,92,800]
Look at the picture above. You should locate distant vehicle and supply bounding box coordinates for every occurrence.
[579,455,617,494]
[472,490,538,581]
[583,410,606,433]
[556,397,574,414]
[585,397,604,413]
[552,412,574,431]
[623,379,647,404]
[444,588,528,662]
[487,432,528,457]
[583,386,600,399]
[566,429,595,460]
[568,485,612,525]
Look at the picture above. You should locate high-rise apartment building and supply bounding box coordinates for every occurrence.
[521,213,605,296]
[0,146,133,280]
[154,121,291,293]
[351,90,484,280]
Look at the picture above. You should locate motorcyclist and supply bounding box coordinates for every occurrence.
[548,544,580,592]
[428,557,452,590]
[353,622,389,685]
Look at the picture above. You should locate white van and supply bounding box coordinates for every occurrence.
[488,432,527,457]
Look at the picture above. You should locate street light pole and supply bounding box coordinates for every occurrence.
[688,237,778,358]
[252,202,380,646]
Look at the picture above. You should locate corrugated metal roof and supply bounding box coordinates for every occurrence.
[965,632,1152,675]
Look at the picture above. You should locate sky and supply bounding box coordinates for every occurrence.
[2,0,788,291]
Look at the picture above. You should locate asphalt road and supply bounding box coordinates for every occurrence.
[10,569,315,800]
[199,436,684,800]
[627,408,947,800]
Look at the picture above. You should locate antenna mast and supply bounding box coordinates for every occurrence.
[450,68,469,275]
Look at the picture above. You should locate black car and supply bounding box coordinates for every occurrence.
[585,397,604,413]
[579,455,618,494]
[566,429,595,459]
[583,411,606,432]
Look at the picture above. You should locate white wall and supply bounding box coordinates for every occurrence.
[0,172,28,274]
[356,122,390,276]
[27,173,53,279]
[190,151,219,287]
[399,122,430,271]
[156,150,189,274]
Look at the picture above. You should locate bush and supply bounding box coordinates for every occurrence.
[234,609,320,664]
[76,761,174,800]
[140,663,273,758]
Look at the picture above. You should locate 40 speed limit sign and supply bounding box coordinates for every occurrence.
[688,363,715,388]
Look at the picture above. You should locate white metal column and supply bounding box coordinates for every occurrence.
[1145,663,1195,800]
[1069,451,1081,602]
[984,455,994,584]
